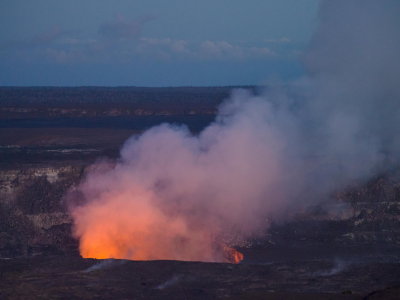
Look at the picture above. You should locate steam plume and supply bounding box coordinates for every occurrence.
[67,0,400,262]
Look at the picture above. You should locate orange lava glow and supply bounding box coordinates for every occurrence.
[223,246,244,264]
[81,239,244,264]
[72,186,244,264]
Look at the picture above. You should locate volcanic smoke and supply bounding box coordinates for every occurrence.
[67,0,400,263]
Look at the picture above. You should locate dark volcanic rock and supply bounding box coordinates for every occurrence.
[0,256,399,299]
[0,164,83,257]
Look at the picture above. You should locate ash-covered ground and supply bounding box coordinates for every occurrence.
[1,87,400,299]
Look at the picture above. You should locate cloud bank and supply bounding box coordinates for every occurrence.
[0,14,279,64]
[98,15,155,40]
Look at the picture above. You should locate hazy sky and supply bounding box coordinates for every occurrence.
[0,0,319,86]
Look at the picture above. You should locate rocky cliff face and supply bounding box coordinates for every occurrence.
[1,160,399,259]
[267,174,400,252]
[344,176,400,242]
[0,163,84,257]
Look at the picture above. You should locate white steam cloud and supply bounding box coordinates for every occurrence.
[67,0,400,262]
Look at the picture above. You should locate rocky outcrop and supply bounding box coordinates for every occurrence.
[0,164,83,257]
[260,174,400,249]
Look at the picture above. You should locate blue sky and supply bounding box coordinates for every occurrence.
[0,0,319,86]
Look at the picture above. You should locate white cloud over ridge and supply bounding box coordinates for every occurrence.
[1,14,283,64]
[136,38,274,61]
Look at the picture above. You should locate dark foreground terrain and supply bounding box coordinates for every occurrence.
[1,256,400,299]
[1,87,400,299]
